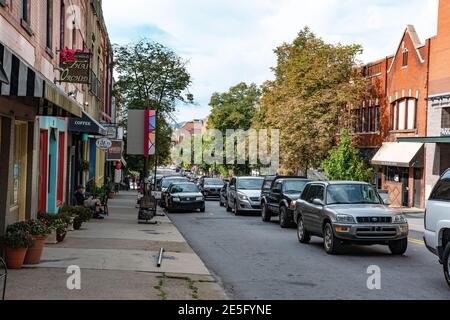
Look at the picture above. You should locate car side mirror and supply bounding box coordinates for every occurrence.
[313,199,325,206]
[383,198,392,206]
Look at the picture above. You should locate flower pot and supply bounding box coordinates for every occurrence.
[68,218,75,232]
[57,232,67,243]
[73,220,82,230]
[45,229,58,245]
[5,247,28,269]
[24,235,47,265]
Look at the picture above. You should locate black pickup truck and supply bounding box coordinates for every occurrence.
[261,176,311,228]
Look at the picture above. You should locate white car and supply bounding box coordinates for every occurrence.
[424,169,450,287]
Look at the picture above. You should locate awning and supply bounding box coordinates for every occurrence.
[371,142,424,168]
[0,41,82,117]
[398,136,450,144]
[68,111,107,136]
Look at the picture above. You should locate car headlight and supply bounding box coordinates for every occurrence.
[289,201,296,209]
[239,194,249,201]
[393,215,407,224]
[196,197,204,201]
[172,197,180,202]
[336,214,356,224]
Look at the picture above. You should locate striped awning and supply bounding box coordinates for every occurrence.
[0,42,82,117]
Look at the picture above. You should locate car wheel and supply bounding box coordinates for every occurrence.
[297,215,311,244]
[323,223,342,255]
[388,238,408,255]
[443,243,450,288]
[261,203,271,222]
[279,206,290,228]
[219,199,224,207]
[200,207,206,213]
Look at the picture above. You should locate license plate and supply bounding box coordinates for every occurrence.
[153,191,162,200]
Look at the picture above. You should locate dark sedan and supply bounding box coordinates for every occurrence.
[199,178,225,198]
[165,183,205,213]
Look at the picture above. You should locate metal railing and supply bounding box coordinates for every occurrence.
[0,257,7,301]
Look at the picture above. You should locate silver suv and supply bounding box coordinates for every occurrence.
[424,169,450,287]
[294,181,409,255]
[227,177,264,215]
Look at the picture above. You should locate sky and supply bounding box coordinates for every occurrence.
[103,0,439,124]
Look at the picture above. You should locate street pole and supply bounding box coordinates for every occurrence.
[153,108,158,192]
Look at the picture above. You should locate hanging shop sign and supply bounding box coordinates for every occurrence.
[107,140,123,162]
[58,48,91,84]
[96,138,112,150]
[144,110,156,157]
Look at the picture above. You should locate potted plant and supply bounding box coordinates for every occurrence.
[60,206,92,230]
[51,219,68,243]
[104,182,115,199]
[24,220,51,265]
[1,222,33,269]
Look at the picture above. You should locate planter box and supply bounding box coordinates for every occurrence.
[45,230,58,245]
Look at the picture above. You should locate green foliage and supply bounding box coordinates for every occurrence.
[80,160,90,172]
[38,212,72,225]
[258,27,370,172]
[28,220,51,236]
[2,222,33,249]
[114,40,193,172]
[59,206,92,223]
[322,130,373,182]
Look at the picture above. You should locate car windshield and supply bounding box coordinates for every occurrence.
[170,184,199,193]
[237,178,264,190]
[162,177,188,188]
[205,179,224,185]
[327,184,382,205]
[283,180,309,193]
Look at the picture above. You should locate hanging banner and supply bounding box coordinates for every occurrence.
[107,140,123,162]
[144,110,156,157]
[59,49,91,84]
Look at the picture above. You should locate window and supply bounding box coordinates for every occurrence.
[368,106,374,132]
[355,109,361,133]
[375,106,381,132]
[362,107,367,132]
[306,185,325,203]
[402,48,409,67]
[392,98,417,131]
[60,1,65,49]
[429,179,450,202]
[46,0,53,50]
[442,108,450,128]
[22,0,29,23]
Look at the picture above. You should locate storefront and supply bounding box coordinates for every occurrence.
[68,111,107,197]
[372,142,425,208]
[0,41,82,233]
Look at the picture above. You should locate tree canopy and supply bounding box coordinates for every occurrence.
[256,27,369,173]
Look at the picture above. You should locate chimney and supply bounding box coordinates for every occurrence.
[437,0,450,36]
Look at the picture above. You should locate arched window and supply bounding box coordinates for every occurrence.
[392,98,417,131]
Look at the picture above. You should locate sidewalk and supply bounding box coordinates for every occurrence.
[5,191,228,300]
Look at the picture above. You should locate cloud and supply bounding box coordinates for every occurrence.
[103,0,438,123]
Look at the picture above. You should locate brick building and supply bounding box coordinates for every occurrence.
[351,0,450,209]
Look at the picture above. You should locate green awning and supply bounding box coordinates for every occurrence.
[397,137,450,144]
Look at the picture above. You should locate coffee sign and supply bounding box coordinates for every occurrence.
[59,49,90,84]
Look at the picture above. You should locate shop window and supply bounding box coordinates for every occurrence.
[442,108,450,130]
[392,98,417,131]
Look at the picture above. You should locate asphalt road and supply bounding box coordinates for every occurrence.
[168,200,450,300]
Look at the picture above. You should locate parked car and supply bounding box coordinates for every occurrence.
[261,176,311,228]
[160,176,189,208]
[424,169,450,287]
[227,176,265,215]
[294,181,409,255]
[199,178,225,198]
[165,182,205,213]
[219,182,229,207]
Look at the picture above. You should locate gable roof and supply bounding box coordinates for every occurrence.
[388,25,425,73]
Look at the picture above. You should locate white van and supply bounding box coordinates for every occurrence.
[424,169,450,287]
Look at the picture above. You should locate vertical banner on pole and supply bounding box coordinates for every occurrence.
[144,110,156,157]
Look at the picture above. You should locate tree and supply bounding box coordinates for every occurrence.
[322,130,373,182]
[257,27,369,173]
[207,82,261,175]
[114,40,193,173]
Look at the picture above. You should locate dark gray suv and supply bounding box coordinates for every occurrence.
[294,181,409,255]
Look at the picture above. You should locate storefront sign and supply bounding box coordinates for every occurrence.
[96,138,112,150]
[144,110,156,157]
[69,111,107,136]
[107,140,123,162]
[59,49,90,84]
